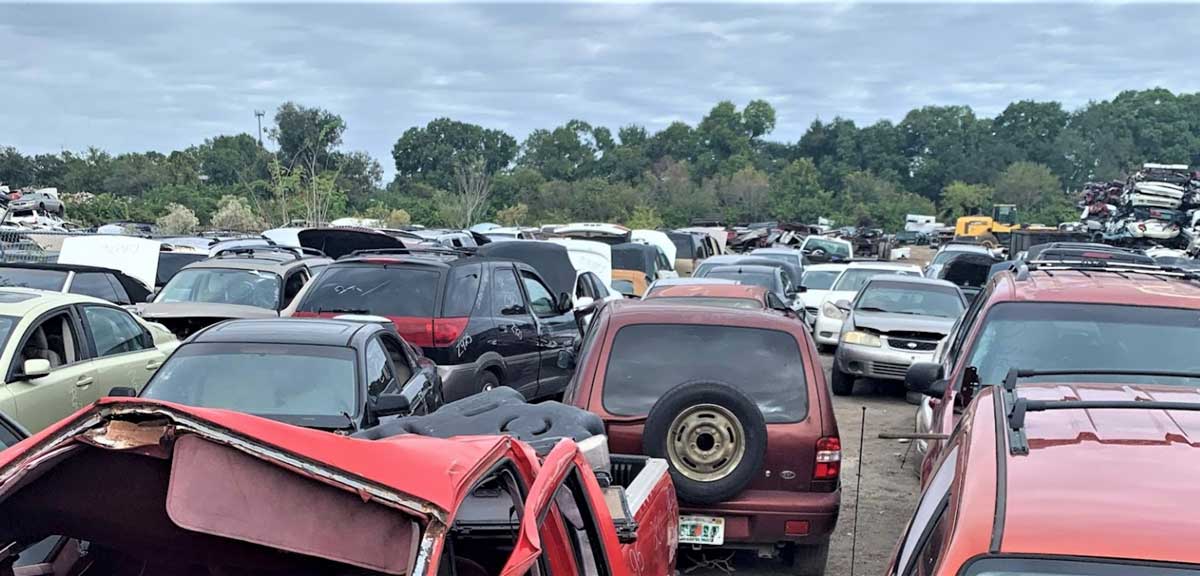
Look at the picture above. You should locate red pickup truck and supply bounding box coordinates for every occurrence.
[563,301,841,575]
[0,398,678,576]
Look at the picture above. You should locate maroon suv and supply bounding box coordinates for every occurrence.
[563,300,840,575]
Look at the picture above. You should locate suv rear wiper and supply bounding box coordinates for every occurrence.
[317,308,370,314]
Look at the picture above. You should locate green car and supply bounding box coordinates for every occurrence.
[0,288,179,432]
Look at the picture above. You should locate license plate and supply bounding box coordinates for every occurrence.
[678,515,725,546]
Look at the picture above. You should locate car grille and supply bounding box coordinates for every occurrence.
[886,337,939,352]
[871,361,911,379]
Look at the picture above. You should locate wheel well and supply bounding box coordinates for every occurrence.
[482,365,503,383]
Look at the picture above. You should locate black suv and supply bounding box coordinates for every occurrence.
[293,252,580,401]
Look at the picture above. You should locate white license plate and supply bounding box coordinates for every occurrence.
[678,515,725,546]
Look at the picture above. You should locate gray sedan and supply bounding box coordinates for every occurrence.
[829,275,966,396]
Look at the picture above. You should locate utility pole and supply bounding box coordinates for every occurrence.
[254,110,265,146]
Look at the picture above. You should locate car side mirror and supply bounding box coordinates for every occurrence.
[373,394,410,418]
[19,358,51,379]
[574,296,595,310]
[906,362,946,397]
[109,386,138,397]
[557,291,573,314]
[557,348,576,370]
[796,285,808,293]
[835,299,852,311]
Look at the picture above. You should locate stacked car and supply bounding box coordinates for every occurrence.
[1080,163,1200,247]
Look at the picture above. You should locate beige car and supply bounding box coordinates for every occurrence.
[0,288,178,432]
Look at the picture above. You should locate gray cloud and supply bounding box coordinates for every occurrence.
[2,2,1199,177]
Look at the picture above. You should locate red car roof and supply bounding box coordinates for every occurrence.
[992,269,1200,308]
[953,385,1200,566]
[645,284,769,301]
[0,398,516,516]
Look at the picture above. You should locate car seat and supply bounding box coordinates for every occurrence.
[22,326,62,368]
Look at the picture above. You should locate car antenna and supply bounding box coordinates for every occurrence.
[849,405,866,576]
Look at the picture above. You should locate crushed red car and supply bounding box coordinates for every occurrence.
[0,398,678,576]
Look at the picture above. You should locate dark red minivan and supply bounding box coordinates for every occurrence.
[563,300,840,575]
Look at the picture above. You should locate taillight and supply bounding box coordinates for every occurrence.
[814,436,841,480]
[432,317,469,347]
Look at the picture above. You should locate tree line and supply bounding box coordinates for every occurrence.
[2,88,1199,233]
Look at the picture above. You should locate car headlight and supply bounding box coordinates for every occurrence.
[842,330,881,347]
[822,301,846,320]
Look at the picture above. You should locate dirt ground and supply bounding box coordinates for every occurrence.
[680,353,923,576]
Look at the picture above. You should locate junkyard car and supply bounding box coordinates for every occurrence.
[0,289,178,432]
[797,263,847,329]
[138,317,442,432]
[923,241,994,278]
[813,261,922,348]
[0,398,679,576]
[666,231,713,276]
[798,235,852,263]
[643,282,794,314]
[697,264,799,307]
[7,187,63,215]
[830,276,965,396]
[139,246,328,337]
[0,262,152,305]
[563,301,840,575]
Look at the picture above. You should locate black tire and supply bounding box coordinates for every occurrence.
[831,364,854,396]
[817,344,835,355]
[643,381,767,505]
[783,540,830,576]
[478,370,501,393]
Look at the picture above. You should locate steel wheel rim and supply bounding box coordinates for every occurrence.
[665,403,746,482]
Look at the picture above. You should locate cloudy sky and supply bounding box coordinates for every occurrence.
[3,2,1199,177]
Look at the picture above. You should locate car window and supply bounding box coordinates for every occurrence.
[83,306,147,357]
[380,335,412,385]
[833,268,918,292]
[297,265,439,317]
[158,268,282,310]
[364,338,397,396]
[612,279,636,296]
[520,271,557,317]
[947,283,989,368]
[282,270,307,305]
[0,267,68,291]
[804,237,851,258]
[492,267,527,316]
[16,312,76,371]
[443,263,482,317]
[800,269,840,290]
[0,418,20,447]
[70,272,121,303]
[856,283,964,318]
[705,270,775,291]
[910,500,951,576]
[895,447,958,576]
[603,324,807,422]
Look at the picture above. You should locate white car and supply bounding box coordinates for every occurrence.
[812,262,923,348]
[798,263,848,328]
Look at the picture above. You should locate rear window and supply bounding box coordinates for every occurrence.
[443,263,482,316]
[0,268,67,291]
[297,265,441,317]
[706,270,776,291]
[602,324,807,423]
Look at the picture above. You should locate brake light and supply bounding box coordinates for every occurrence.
[432,317,469,347]
[814,436,841,480]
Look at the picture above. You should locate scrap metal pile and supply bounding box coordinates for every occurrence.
[1079,163,1200,250]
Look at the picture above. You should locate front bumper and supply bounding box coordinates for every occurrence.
[680,488,840,546]
[835,342,935,382]
[813,314,844,346]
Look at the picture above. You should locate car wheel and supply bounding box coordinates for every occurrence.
[905,390,924,405]
[783,539,830,576]
[478,370,501,393]
[831,364,854,396]
[817,344,835,355]
[643,380,767,505]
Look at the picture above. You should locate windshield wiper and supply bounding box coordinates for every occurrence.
[856,306,891,313]
[317,307,370,314]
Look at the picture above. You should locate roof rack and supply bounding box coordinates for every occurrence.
[212,246,319,260]
[341,246,473,260]
[998,368,1200,456]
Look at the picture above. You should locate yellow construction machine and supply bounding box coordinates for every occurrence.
[954,204,1020,248]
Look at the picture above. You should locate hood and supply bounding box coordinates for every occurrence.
[850,310,956,335]
[297,228,406,259]
[138,302,280,320]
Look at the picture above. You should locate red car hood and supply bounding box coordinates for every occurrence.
[0,398,515,519]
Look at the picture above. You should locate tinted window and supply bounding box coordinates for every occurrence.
[804,237,850,257]
[282,271,307,304]
[143,342,357,419]
[856,283,964,318]
[158,268,281,309]
[968,303,1200,386]
[612,280,636,296]
[83,306,147,357]
[833,268,918,292]
[443,263,482,317]
[492,267,526,316]
[652,296,764,310]
[70,272,121,302]
[895,447,957,576]
[364,338,397,396]
[755,253,798,266]
[0,419,19,447]
[705,270,777,291]
[800,270,840,290]
[521,271,557,316]
[157,253,207,286]
[297,265,439,317]
[0,267,67,291]
[603,324,807,422]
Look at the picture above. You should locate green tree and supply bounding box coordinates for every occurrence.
[625,204,663,229]
[939,181,994,221]
[155,203,200,234]
[210,195,264,232]
[993,162,1061,211]
[496,203,529,227]
[0,147,34,187]
[518,120,604,181]
[391,118,517,190]
[768,158,830,223]
[196,134,269,186]
[270,102,345,171]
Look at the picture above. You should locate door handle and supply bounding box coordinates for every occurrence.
[75,376,94,388]
[146,361,162,371]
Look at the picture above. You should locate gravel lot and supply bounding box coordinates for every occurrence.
[680,352,923,576]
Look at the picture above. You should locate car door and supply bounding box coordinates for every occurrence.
[489,264,539,397]
[4,307,98,433]
[379,333,440,415]
[518,269,578,399]
[78,304,167,398]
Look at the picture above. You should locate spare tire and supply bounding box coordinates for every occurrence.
[643,381,767,505]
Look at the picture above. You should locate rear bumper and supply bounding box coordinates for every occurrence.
[680,488,840,546]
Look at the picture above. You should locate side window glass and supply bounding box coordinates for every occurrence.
[947,286,988,366]
[575,274,589,299]
[381,336,412,388]
[493,268,527,317]
[18,312,77,370]
[282,271,307,304]
[520,272,557,317]
[894,447,958,576]
[444,264,483,317]
[365,339,396,397]
[70,273,120,302]
[83,306,147,357]
[911,507,950,576]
